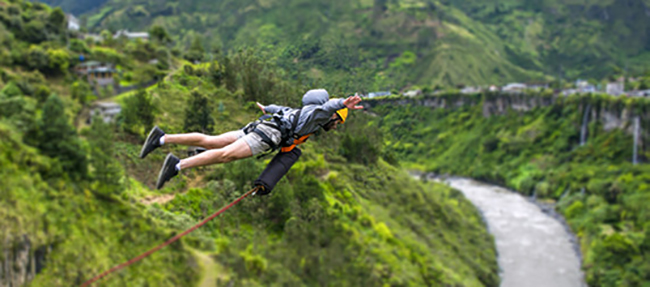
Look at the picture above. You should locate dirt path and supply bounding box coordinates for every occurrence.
[140,193,176,205]
[139,174,206,205]
[194,251,219,287]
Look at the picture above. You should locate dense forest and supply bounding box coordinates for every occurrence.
[0,0,498,286]
[43,0,650,90]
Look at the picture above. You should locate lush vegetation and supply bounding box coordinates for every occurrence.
[1,0,499,285]
[102,59,500,286]
[6,0,650,285]
[373,93,650,286]
[67,0,650,90]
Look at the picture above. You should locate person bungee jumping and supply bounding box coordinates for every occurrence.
[139,89,363,190]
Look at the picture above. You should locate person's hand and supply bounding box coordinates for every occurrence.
[256,102,266,114]
[343,93,363,110]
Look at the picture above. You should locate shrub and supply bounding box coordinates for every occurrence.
[21,20,47,43]
[26,45,48,70]
[69,39,90,54]
[47,48,70,74]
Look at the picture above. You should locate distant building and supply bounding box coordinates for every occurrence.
[113,30,150,41]
[502,83,527,92]
[526,82,549,90]
[629,90,650,97]
[66,14,80,31]
[606,82,625,96]
[80,33,103,42]
[90,102,121,123]
[576,80,596,93]
[460,86,481,94]
[367,91,391,98]
[75,61,117,88]
[403,90,422,97]
[562,89,578,96]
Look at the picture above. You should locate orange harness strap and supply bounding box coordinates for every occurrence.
[281,134,311,153]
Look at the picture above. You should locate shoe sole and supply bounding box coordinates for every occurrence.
[140,126,160,159]
[156,153,175,189]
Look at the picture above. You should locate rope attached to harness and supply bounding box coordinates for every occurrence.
[80,187,260,287]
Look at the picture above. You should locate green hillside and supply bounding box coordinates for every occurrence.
[67,0,650,89]
[442,0,650,79]
[72,0,551,89]
[372,93,650,286]
[0,0,498,285]
[34,0,107,15]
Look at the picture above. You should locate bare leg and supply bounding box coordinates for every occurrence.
[164,131,241,149]
[180,139,253,169]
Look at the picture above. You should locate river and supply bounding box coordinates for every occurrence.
[441,178,585,287]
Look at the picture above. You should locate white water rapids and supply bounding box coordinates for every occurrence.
[441,178,585,287]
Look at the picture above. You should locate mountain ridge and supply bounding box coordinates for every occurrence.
[51,0,650,89]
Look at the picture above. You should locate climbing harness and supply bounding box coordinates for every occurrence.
[80,186,260,287]
[281,134,310,153]
[243,108,314,157]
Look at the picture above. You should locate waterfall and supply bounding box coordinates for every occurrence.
[633,116,640,165]
[580,104,591,146]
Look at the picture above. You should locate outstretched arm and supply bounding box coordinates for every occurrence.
[311,93,364,121]
[257,102,290,114]
[343,93,363,110]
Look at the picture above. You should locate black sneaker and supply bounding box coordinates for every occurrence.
[156,153,180,189]
[140,126,165,159]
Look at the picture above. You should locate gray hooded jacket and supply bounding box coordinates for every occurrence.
[261,89,345,146]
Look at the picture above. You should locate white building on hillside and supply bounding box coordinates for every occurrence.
[403,90,422,97]
[576,79,596,93]
[67,14,80,31]
[502,83,527,93]
[90,102,121,123]
[113,30,150,41]
[606,82,625,96]
[367,91,391,98]
[460,86,481,94]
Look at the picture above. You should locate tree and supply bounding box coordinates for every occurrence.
[71,81,95,105]
[86,114,123,195]
[208,61,223,86]
[35,94,87,179]
[184,35,205,63]
[120,89,156,135]
[26,45,49,71]
[1,81,22,98]
[222,56,237,92]
[184,89,214,134]
[47,7,66,33]
[338,113,383,165]
[234,49,275,103]
[22,20,47,43]
[132,64,158,84]
[155,47,171,70]
[149,25,172,44]
[47,48,70,75]
[100,29,115,46]
[69,39,90,54]
[91,46,123,65]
